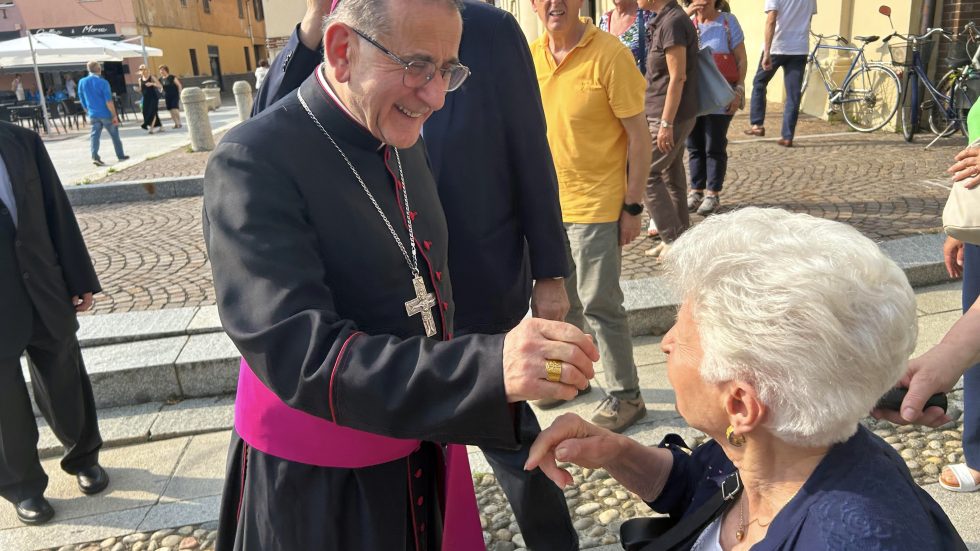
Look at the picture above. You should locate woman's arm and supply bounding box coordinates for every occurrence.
[174,76,183,93]
[526,413,674,502]
[657,44,687,152]
[727,41,749,114]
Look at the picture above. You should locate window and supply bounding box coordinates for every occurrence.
[189,49,199,76]
[244,47,251,71]
[202,0,210,14]
[237,0,243,19]
[253,0,264,21]
[180,0,187,6]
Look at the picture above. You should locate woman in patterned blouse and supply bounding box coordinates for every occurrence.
[599,0,655,74]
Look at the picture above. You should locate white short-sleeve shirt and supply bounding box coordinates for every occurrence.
[764,0,818,55]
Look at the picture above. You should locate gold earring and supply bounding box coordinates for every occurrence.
[726,426,746,447]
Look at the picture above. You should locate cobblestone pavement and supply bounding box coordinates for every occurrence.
[75,104,966,314]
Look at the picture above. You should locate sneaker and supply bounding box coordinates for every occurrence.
[697,195,721,216]
[591,395,646,433]
[117,155,130,161]
[687,191,704,212]
[531,384,591,410]
[92,158,105,166]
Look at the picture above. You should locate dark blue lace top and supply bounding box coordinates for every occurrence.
[647,425,966,550]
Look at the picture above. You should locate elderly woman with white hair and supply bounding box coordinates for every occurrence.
[527,208,965,550]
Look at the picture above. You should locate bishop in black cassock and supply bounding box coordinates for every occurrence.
[204,1,597,549]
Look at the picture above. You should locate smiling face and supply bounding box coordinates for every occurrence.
[531,0,584,36]
[341,1,462,148]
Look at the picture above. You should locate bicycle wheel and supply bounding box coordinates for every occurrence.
[928,69,962,137]
[840,64,902,132]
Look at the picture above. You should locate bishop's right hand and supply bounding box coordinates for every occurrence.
[502,318,598,403]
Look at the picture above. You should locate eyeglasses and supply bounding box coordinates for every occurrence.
[351,27,471,92]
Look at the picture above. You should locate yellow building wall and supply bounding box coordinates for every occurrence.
[143,27,259,78]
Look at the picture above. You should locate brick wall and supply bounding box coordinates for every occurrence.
[938,0,980,71]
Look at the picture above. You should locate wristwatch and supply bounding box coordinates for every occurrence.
[623,202,644,216]
[660,120,673,129]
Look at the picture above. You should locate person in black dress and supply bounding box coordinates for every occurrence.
[158,65,182,129]
[136,65,163,133]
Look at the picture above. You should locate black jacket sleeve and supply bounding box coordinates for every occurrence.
[492,11,568,280]
[251,25,322,116]
[33,132,100,296]
[203,141,519,449]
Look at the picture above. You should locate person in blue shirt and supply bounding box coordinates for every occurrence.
[77,61,128,167]
[528,208,966,550]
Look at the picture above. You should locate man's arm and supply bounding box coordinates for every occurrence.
[31,131,101,299]
[619,113,652,246]
[103,81,119,124]
[763,9,778,70]
[251,8,325,116]
[490,10,571,320]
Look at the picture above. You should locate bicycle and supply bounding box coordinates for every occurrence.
[886,15,980,144]
[800,30,902,132]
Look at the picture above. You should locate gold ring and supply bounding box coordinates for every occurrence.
[545,359,563,383]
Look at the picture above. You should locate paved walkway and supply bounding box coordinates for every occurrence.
[72,106,966,315]
[42,108,239,186]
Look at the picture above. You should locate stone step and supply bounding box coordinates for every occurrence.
[24,331,239,412]
[77,305,222,347]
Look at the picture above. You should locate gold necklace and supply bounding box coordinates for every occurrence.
[734,495,785,541]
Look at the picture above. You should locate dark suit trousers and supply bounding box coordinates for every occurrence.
[0,315,102,504]
[479,401,578,551]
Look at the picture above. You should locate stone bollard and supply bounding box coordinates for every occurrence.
[204,87,222,111]
[233,80,253,122]
[181,87,215,152]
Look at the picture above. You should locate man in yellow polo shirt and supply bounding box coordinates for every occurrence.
[530,0,652,432]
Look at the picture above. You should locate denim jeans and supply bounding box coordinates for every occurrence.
[961,244,980,471]
[749,54,807,141]
[89,117,125,160]
[686,114,734,193]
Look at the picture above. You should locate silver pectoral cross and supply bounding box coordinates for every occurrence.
[405,276,438,337]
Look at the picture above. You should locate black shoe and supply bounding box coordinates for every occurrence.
[117,155,130,161]
[77,465,109,495]
[15,496,54,525]
[92,158,105,166]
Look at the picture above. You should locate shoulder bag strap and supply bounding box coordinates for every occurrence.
[638,10,647,72]
[621,472,743,551]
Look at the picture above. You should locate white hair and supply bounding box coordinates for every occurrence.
[663,208,918,448]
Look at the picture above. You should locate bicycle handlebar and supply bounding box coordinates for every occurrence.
[884,27,952,44]
[809,30,848,45]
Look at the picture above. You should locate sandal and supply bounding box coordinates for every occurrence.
[940,463,980,493]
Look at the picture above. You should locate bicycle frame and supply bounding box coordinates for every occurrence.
[806,39,872,105]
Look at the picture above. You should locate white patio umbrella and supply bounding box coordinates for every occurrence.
[0,33,165,132]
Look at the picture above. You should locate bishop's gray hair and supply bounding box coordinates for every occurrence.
[662,208,918,448]
[324,0,464,41]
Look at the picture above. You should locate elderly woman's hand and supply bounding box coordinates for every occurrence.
[948,147,980,189]
[525,413,623,487]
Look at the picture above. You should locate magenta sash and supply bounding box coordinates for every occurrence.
[235,359,484,550]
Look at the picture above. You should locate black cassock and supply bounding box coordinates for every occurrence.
[204,72,526,550]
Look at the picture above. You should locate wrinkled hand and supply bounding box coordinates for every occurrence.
[948,147,980,190]
[502,318,598,403]
[873,350,962,426]
[531,278,569,322]
[72,292,94,313]
[944,235,965,279]
[619,211,642,246]
[656,125,674,154]
[525,413,623,488]
[300,0,334,50]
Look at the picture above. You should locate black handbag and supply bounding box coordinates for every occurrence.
[621,471,742,551]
